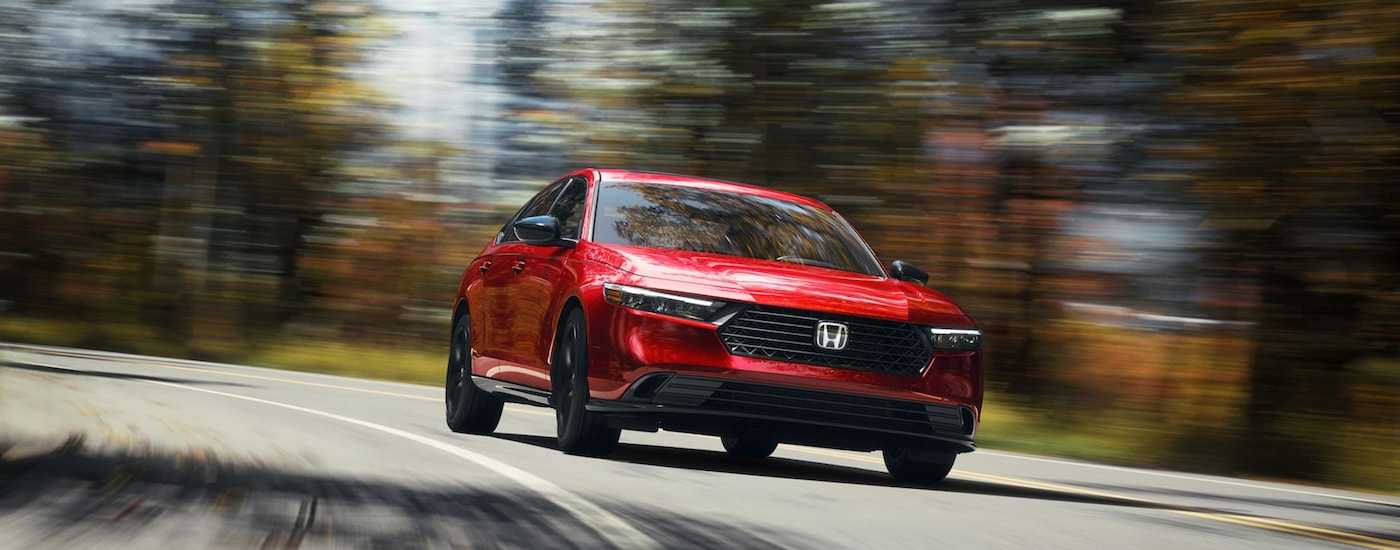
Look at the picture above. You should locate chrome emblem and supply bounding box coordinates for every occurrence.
[814,321,849,351]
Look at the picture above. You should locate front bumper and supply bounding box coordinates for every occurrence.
[587,373,977,454]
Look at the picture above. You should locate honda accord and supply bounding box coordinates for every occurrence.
[446,168,982,483]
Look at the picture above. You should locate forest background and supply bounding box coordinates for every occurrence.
[1,0,1397,493]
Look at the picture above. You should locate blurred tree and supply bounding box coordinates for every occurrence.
[0,0,391,349]
[0,0,173,329]
[183,0,391,344]
[1140,0,1400,477]
[493,0,581,183]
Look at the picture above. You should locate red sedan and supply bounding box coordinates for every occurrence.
[446,168,982,483]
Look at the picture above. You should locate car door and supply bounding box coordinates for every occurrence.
[499,176,588,388]
[475,179,567,382]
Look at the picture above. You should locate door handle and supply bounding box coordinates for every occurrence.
[479,261,491,273]
[513,259,526,273]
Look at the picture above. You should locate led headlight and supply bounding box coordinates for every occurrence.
[603,283,727,322]
[929,328,982,351]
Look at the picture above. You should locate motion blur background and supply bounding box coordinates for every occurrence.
[0,0,1396,493]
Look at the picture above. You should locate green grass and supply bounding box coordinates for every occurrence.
[247,339,443,384]
[976,396,1158,466]
[0,315,444,384]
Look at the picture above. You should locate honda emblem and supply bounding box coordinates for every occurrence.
[814,321,849,351]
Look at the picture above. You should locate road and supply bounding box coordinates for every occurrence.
[1,343,1397,549]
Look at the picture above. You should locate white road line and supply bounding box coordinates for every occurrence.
[978,450,1400,508]
[144,380,657,550]
[3,357,657,550]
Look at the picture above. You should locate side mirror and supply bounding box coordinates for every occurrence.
[889,260,929,286]
[513,215,563,245]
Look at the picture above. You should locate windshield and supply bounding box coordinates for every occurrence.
[591,181,885,277]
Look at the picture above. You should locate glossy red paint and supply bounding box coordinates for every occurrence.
[452,168,984,464]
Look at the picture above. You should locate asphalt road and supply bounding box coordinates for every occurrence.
[2,343,1398,550]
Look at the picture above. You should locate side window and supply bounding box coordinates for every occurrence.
[550,178,588,240]
[498,179,567,244]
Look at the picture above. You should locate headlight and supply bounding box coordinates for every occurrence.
[929,328,981,351]
[603,283,727,322]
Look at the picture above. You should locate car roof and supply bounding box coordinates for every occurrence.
[588,168,833,211]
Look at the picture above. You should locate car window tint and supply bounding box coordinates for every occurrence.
[550,178,587,240]
[592,182,884,276]
[499,179,567,243]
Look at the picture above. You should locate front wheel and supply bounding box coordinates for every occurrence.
[883,446,956,484]
[552,307,620,456]
[446,315,503,434]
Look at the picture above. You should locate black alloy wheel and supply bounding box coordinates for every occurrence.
[720,435,779,459]
[882,445,955,484]
[446,315,503,434]
[552,307,621,456]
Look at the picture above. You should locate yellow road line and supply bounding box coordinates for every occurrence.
[958,469,1162,504]
[1180,512,1400,550]
[508,406,555,418]
[783,446,1400,550]
[19,346,1400,550]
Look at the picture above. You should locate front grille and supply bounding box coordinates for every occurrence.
[717,304,931,375]
[651,377,965,436]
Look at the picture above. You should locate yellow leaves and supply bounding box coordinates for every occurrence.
[1209,8,1287,25]
[169,54,223,70]
[1167,44,1239,54]
[978,40,1047,49]
[138,141,202,156]
[231,156,285,167]
[355,17,399,41]
[659,83,727,96]
[309,0,372,18]
[1232,23,1313,43]
[315,36,367,64]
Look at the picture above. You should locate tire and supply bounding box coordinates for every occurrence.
[883,445,956,484]
[721,435,779,459]
[446,315,503,434]
[552,307,621,456]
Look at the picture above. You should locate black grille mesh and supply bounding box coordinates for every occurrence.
[653,377,965,435]
[716,305,931,375]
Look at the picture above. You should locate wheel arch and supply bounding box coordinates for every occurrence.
[452,298,469,334]
[554,295,585,330]
[548,295,587,389]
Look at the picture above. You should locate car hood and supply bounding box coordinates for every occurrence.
[585,244,973,326]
